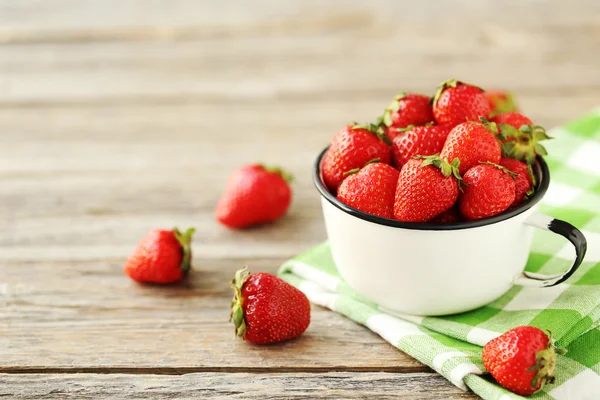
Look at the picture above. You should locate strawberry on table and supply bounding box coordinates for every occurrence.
[393,155,461,223]
[124,227,195,284]
[500,157,534,207]
[440,119,502,175]
[432,79,492,127]
[230,267,311,345]
[483,326,565,396]
[485,90,518,117]
[216,164,293,229]
[337,162,399,219]
[391,124,451,168]
[491,112,551,164]
[321,125,391,193]
[380,93,434,140]
[459,162,516,221]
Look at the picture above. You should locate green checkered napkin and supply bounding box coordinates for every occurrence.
[279,109,600,400]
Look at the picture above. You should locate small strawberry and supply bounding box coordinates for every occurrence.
[432,79,492,127]
[483,326,566,396]
[429,206,461,224]
[394,155,461,222]
[440,119,502,175]
[216,164,292,229]
[322,125,391,193]
[380,93,434,140]
[391,124,452,168]
[337,162,399,219]
[500,157,534,207]
[230,267,311,345]
[485,90,518,118]
[491,112,551,164]
[124,227,195,284]
[459,162,516,221]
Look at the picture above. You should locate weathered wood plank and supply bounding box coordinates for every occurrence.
[0,372,478,399]
[1,258,425,371]
[0,34,598,106]
[0,1,599,105]
[1,0,598,40]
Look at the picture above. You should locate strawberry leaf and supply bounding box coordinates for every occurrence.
[534,143,548,156]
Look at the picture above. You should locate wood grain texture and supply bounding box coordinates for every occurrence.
[1,257,425,371]
[0,373,477,399]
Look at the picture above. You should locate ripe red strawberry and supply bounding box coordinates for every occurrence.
[459,163,516,221]
[485,90,518,118]
[337,162,399,219]
[429,206,461,224]
[391,124,452,168]
[491,111,533,130]
[440,120,502,175]
[230,267,311,345]
[500,157,534,207]
[322,125,391,193]
[432,79,492,127]
[491,112,551,164]
[381,93,434,140]
[483,326,565,396]
[216,164,292,229]
[394,155,461,222]
[124,227,195,284]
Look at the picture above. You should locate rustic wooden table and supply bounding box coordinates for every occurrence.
[1,1,599,398]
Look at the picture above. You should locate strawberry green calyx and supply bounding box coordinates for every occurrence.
[478,117,499,135]
[528,331,567,391]
[499,124,552,165]
[395,124,416,134]
[480,161,519,179]
[343,158,381,176]
[261,165,294,183]
[414,154,462,181]
[230,266,250,338]
[381,92,408,127]
[489,92,517,117]
[352,121,392,146]
[173,227,195,275]
[431,79,484,107]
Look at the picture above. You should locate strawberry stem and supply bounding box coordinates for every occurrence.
[230,267,250,338]
[413,154,463,182]
[261,165,294,183]
[173,227,195,275]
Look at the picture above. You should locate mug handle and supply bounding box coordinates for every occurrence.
[513,212,587,288]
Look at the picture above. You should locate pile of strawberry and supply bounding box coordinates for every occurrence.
[323,79,551,223]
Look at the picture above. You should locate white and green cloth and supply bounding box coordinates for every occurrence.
[279,109,600,399]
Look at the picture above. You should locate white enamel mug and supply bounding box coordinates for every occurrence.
[314,148,587,316]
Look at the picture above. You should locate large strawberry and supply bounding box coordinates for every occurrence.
[500,157,534,207]
[391,124,452,168]
[124,227,195,284]
[393,155,461,222]
[216,164,292,229]
[483,326,565,396]
[491,112,551,164]
[432,79,492,127]
[485,90,518,118]
[440,119,502,175]
[380,93,434,140]
[230,267,311,345]
[459,162,516,221]
[337,162,399,219]
[321,125,391,193]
